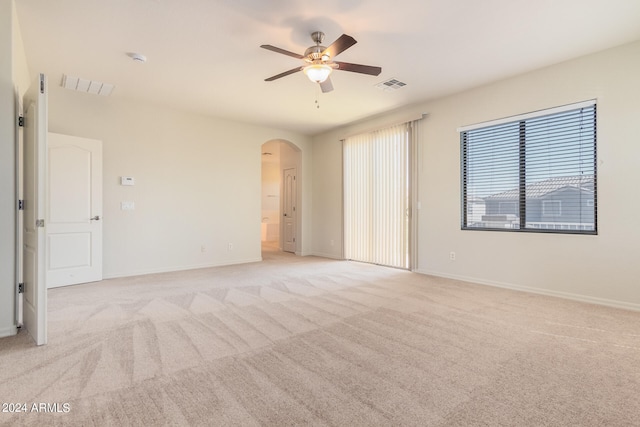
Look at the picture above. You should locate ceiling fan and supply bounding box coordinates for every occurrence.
[260,31,382,93]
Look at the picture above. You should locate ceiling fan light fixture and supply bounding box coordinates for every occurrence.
[303,64,332,83]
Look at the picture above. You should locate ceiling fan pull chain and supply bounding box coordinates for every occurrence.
[315,86,321,109]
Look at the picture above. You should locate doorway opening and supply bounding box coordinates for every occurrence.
[261,140,301,256]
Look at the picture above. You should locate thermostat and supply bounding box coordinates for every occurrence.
[121,176,135,186]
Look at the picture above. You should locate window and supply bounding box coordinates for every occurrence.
[542,200,562,216]
[460,101,597,234]
[499,202,518,215]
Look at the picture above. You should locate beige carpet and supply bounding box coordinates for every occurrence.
[1,247,639,426]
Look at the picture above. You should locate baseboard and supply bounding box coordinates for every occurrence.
[104,257,263,280]
[0,325,18,338]
[308,251,344,260]
[415,269,640,312]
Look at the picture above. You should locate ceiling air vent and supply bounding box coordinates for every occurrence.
[62,75,114,96]
[375,78,407,92]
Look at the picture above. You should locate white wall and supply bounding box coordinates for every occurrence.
[11,1,29,96]
[47,85,312,278]
[311,135,343,259]
[0,0,16,337]
[312,40,640,310]
[0,0,30,338]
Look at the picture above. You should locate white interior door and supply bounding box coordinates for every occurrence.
[283,168,297,253]
[47,133,103,288]
[23,74,48,345]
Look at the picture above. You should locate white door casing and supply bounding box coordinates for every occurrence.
[283,168,297,253]
[16,85,24,327]
[23,74,48,345]
[46,133,103,288]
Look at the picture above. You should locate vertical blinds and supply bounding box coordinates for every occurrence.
[461,101,597,234]
[344,123,411,268]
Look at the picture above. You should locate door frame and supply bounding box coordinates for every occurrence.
[260,139,302,255]
[15,85,24,328]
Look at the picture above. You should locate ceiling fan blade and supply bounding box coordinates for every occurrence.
[260,44,304,59]
[319,77,334,93]
[264,67,303,81]
[334,61,382,76]
[322,34,357,59]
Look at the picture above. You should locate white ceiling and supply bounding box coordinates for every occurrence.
[15,0,640,136]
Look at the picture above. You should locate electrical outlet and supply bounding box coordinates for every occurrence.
[201,245,206,253]
[228,243,233,251]
[449,251,456,261]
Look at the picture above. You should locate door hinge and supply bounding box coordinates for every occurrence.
[36,219,45,228]
[18,283,24,293]
[293,237,296,243]
[18,200,24,210]
[293,206,296,212]
[18,116,24,127]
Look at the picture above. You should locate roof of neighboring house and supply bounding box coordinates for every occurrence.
[485,175,595,200]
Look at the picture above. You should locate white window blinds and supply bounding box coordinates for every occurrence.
[344,122,414,268]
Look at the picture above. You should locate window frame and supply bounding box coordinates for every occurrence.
[459,100,597,235]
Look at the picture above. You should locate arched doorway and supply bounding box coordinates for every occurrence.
[261,139,301,255]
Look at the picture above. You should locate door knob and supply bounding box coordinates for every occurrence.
[90,215,101,221]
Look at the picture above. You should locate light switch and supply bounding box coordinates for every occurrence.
[121,201,135,210]
[121,176,135,186]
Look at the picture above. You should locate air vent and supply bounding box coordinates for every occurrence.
[62,75,114,96]
[375,78,407,91]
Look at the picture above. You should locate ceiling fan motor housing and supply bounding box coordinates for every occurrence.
[304,45,328,62]
[305,31,329,62]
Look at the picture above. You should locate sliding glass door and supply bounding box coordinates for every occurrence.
[344,122,415,269]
